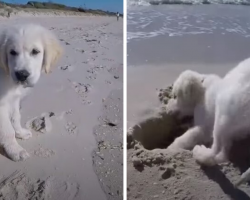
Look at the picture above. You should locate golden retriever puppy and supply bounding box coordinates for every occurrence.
[0,24,62,161]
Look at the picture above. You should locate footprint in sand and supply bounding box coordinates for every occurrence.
[87,67,101,78]
[65,122,78,135]
[26,112,55,134]
[68,79,91,105]
[105,80,112,85]
[32,147,55,158]
[0,171,80,200]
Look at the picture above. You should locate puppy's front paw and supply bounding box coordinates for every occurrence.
[15,128,32,140]
[193,145,215,166]
[4,143,30,161]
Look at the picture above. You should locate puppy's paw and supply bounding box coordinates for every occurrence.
[4,143,30,161]
[193,145,215,166]
[15,128,32,140]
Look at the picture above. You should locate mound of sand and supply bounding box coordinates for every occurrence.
[127,85,250,200]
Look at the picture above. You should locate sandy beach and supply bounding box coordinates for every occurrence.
[0,13,123,200]
[128,4,250,200]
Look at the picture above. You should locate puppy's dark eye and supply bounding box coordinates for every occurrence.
[31,49,40,55]
[10,50,18,56]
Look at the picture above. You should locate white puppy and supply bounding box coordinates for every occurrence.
[190,58,250,186]
[167,70,221,150]
[0,24,62,161]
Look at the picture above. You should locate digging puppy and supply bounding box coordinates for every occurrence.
[0,24,62,161]
[167,70,221,150]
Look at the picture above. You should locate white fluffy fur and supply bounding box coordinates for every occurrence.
[0,24,62,161]
[168,60,250,186]
[167,70,221,150]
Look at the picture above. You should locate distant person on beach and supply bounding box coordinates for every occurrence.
[117,12,119,21]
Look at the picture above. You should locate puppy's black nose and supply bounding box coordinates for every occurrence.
[15,70,30,82]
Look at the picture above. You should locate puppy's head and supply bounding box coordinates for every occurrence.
[0,24,63,87]
[172,70,205,116]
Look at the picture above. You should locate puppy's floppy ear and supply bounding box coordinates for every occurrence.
[42,29,63,74]
[0,29,9,74]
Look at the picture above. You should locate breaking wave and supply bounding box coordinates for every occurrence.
[128,0,250,7]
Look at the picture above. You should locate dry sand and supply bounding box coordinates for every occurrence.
[127,62,250,200]
[0,13,123,200]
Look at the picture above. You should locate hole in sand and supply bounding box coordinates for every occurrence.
[128,86,193,150]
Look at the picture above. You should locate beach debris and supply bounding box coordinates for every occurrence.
[103,119,117,127]
[85,39,98,42]
[60,65,74,71]
[60,65,68,70]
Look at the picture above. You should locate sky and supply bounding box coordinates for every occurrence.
[4,0,123,13]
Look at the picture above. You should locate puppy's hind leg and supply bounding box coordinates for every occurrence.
[0,106,30,161]
[11,99,32,140]
[168,126,206,150]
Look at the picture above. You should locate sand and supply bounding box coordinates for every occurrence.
[0,13,123,200]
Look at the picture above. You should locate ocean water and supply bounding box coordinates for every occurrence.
[127,3,250,42]
[128,0,250,6]
[127,2,250,66]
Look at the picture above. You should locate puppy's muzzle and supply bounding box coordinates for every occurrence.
[15,70,30,82]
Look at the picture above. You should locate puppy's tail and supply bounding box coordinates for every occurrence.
[235,167,250,187]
